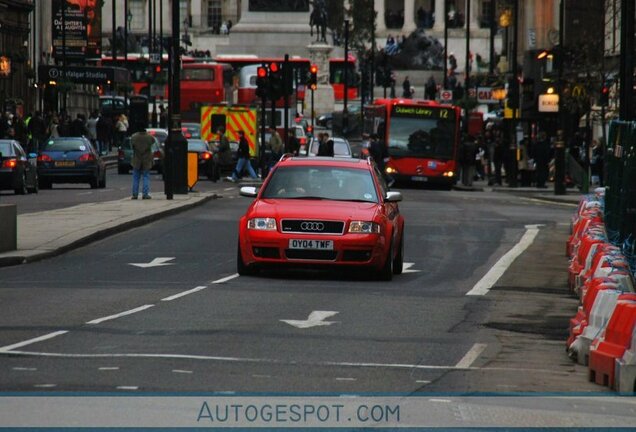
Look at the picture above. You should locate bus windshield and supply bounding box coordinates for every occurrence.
[388,111,456,160]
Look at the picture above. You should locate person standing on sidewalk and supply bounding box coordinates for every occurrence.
[130,123,154,199]
[227,130,258,182]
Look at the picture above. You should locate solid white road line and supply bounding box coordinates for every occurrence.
[33,384,57,388]
[335,377,357,381]
[86,305,155,325]
[98,367,120,371]
[0,331,68,353]
[12,367,37,371]
[116,386,138,390]
[161,286,207,302]
[172,369,193,374]
[455,343,487,369]
[415,380,431,384]
[212,274,239,284]
[466,225,542,296]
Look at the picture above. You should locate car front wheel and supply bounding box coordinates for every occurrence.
[393,229,404,275]
[377,244,393,281]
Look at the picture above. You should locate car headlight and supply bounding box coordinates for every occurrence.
[348,221,381,234]
[385,166,398,174]
[247,218,277,231]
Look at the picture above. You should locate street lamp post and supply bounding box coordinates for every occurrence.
[343,20,350,134]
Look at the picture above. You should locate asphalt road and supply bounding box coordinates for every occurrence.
[0,185,602,394]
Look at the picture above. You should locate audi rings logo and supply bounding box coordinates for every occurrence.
[300,222,324,231]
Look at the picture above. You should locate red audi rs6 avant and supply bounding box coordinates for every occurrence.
[237,156,405,280]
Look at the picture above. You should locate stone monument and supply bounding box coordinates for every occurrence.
[306,43,335,116]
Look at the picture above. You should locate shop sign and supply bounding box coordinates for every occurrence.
[0,56,10,77]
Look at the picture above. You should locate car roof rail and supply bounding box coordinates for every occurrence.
[279,153,294,162]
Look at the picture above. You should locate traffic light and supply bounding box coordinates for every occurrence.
[600,84,609,106]
[256,65,268,99]
[269,61,283,99]
[507,77,519,109]
[308,64,318,90]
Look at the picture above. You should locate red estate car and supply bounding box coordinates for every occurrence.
[237,156,405,280]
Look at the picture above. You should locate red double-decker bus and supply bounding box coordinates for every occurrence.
[329,56,359,101]
[180,62,234,120]
[215,54,359,102]
[364,98,461,188]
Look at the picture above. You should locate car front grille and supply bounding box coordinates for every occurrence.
[285,250,338,261]
[281,219,344,235]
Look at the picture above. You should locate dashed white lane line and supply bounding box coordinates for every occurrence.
[429,399,452,403]
[335,377,357,381]
[455,343,487,369]
[12,367,37,371]
[466,224,542,296]
[172,369,193,374]
[98,367,120,371]
[86,305,155,325]
[212,274,239,284]
[224,187,234,191]
[0,331,69,353]
[161,286,207,302]
[116,386,139,390]
[33,384,57,388]
[415,380,431,384]
[252,374,271,378]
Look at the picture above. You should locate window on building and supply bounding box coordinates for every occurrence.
[180,0,191,27]
[130,0,145,31]
[207,0,222,32]
[480,0,493,29]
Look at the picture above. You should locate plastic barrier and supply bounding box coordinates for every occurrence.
[567,279,621,349]
[578,255,631,300]
[574,243,622,294]
[567,212,603,258]
[568,233,606,292]
[568,289,622,365]
[615,324,636,393]
[589,298,636,387]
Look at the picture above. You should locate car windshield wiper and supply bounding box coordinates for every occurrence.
[329,198,376,203]
[286,196,328,200]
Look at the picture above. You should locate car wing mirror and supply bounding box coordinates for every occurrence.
[385,191,402,202]
[239,186,258,197]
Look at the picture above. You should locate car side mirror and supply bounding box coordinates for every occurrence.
[385,191,402,202]
[239,186,258,197]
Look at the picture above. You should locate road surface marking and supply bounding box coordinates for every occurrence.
[161,286,207,302]
[224,187,234,191]
[13,367,37,371]
[33,384,57,388]
[520,197,577,207]
[466,225,542,296]
[77,191,93,196]
[281,311,339,328]
[129,257,175,268]
[335,377,357,381]
[455,343,487,369]
[172,369,193,374]
[116,386,139,390]
[98,367,120,371]
[402,262,421,273]
[416,380,431,384]
[0,331,68,353]
[86,305,155,325]
[429,399,452,403]
[212,274,240,284]
[252,374,271,378]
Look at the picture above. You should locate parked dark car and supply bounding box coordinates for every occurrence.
[37,137,106,189]
[182,123,201,139]
[187,139,215,179]
[117,135,164,174]
[0,139,38,194]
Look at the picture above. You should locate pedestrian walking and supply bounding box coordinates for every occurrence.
[130,122,154,199]
[115,113,129,149]
[97,112,113,153]
[267,127,283,168]
[317,137,334,157]
[227,130,258,182]
[87,111,99,153]
[286,128,300,155]
[460,134,477,187]
[402,76,412,98]
[590,138,604,186]
[70,113,88,137]
[28,111,48,152]
[533,130,552,188]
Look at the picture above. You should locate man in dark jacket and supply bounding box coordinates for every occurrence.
[227,130,258,182]
[97,113,114,153]
[28,111,48,152]
[130,123,154,199]
[69,114,88,137]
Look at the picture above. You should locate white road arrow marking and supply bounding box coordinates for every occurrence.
[281,311,339,329]
[129,257,175,268]
[403,262,421,273]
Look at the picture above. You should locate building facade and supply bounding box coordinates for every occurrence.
[0,0,34,116]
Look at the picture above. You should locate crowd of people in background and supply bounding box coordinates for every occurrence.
[0,109,128,156]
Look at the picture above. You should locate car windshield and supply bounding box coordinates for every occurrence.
[188,141,208,152]
[148,130,168,143]
[183,124,201,138]
[44,139,89,152]
[261,165,378,202]
[388,116,455,159]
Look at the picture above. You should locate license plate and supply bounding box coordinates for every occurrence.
[288,239,334,250]
[412,176,428,182]
[55,161,75,167]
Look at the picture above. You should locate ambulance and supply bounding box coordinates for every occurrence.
[201,105,260,158]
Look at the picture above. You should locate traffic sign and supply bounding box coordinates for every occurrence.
[440,89,453,101]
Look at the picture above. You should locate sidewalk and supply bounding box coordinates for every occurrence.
[0,192,219,267]
[453,178,586,205]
